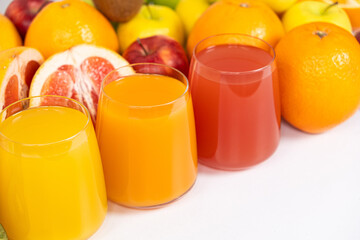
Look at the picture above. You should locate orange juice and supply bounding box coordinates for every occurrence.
[0,104,107,240]
[96,74,197,208]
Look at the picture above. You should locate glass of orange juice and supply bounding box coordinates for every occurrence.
[96,63,197,208]
[0,96,107,240]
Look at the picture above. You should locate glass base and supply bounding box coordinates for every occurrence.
[198,151,277,171]
[198,159,264,171]
[108,179,197,210]
[198,137,280,171]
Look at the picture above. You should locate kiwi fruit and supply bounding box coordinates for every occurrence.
[93,0,143,22]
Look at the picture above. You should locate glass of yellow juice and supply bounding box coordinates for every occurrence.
[0,96,107,240]
[96,63,198,208]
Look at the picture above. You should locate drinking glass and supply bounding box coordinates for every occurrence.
[0,96,107,240]
[96,63,197,208]
[189,33,281,170]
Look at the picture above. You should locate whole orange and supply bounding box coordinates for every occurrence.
[0,14,22,51]
[276,22,360,133]
[24,0,119,58]
[186,0,285,56]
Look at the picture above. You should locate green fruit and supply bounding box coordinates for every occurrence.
[147,0,180,9]
[81,0,95,7]
[176,0,209,35]
[111,21,119,31]
[0,224,8,240]
[117,4,185,52]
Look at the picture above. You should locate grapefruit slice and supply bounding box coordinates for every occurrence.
[29,44,133,121]
[0,47,44,110]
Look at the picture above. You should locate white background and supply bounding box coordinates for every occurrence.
[1,1,360,239]
[89,115,360,240]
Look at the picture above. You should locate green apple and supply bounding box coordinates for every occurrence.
[146,0,181,9]
[81,0,94,7]
[176,0,209,35]
[282,1,353,32]
[0,224,8,240]
[117,4,185,53]
[257,0,297,14]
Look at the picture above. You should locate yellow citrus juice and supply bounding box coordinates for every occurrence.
[96,74,197,208]
[0,106,107,240]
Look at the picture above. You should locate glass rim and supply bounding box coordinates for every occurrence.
[101,62,190,109]
[192,33,276,75]
[0,95,91,147]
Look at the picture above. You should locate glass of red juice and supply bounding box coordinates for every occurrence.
[189,33,281,170]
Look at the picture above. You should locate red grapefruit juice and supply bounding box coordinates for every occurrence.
[189,42,281,170]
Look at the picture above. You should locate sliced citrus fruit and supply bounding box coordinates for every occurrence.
[29,44,132,121]
[0,47,44,110]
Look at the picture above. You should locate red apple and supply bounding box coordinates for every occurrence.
[5,0,51,39]
[123,35,189,76]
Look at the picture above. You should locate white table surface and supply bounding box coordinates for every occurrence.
[89,112,360,240]
[1,1,360,239]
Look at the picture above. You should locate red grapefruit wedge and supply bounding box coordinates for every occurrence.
[29,44,133,121]
[0,47,44,110]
